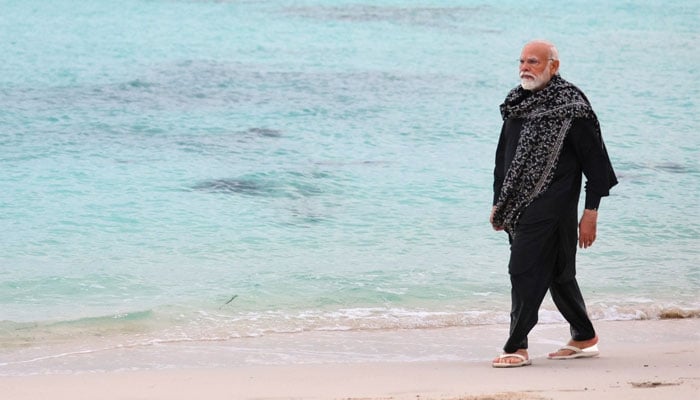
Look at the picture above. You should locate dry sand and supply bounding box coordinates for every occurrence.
[1,318,698,400]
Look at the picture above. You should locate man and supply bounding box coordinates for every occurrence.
[490,40,617,368]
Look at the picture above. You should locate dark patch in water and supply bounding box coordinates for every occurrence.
[192,179,270,196]
[123,79,154,89]
[654,162,691,174]
[192,174,323,199]
[616,162,697,180]
[191,175,329,225]
[246,127,282,138]
[314,160,390,167]
[285,5,490,26]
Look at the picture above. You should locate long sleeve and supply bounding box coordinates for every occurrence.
[568,118,617,210]
[493,123,507,205]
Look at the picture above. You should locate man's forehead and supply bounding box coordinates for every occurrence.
[521,43,550,58]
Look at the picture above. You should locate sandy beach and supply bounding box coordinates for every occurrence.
[1,318,698,400]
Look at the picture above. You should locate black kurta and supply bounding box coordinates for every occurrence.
[493,117,614,277]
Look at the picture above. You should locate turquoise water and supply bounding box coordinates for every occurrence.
[1,0,699,373]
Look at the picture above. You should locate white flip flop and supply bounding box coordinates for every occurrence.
[548,344,600,360]
[492,353,532,368]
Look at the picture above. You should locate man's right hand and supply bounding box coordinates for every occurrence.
[490,206,504,231]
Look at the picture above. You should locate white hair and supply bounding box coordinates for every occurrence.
[526,39,559,61]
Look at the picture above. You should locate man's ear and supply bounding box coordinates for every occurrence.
[550,59,560,75]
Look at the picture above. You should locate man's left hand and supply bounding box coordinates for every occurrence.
[578,209,598,248]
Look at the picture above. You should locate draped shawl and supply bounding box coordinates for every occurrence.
[492,74,615,235]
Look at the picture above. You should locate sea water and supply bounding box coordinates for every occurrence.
[1,0,698,374]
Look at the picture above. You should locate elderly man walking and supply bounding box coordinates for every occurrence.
[490,40,617,368]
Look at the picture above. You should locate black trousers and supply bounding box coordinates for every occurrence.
[503,217,596,354]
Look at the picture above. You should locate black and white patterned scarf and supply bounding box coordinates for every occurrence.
[492,74,601,235]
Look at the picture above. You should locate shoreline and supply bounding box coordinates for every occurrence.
[1,318,698,399]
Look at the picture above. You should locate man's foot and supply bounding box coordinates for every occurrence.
[492,349,530,368]
[548,335,600,359]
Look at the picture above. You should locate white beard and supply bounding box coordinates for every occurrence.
[520,69,552,91]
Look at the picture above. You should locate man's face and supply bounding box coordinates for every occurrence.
[519,43,559,91]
